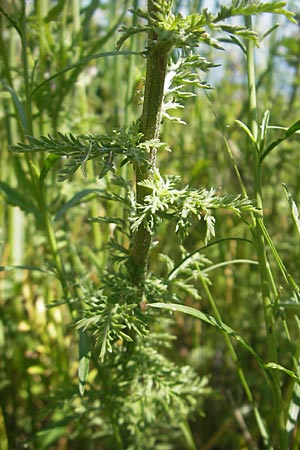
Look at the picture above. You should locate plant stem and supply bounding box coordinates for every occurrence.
[130,0,171,285]
[19,1,70,303]
[124,0,139,126]
[20,0,33,136]
[37,0,48,61]
[245,16,287,449]
[199,274,272,448]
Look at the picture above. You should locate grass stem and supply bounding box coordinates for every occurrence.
[245,16,287,449]
[199,273,272,448]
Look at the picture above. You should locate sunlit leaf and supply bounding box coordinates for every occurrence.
[148,302,264,367]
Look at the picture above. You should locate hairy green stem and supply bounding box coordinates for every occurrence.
[245,16,287,450]
[130,1,171,285]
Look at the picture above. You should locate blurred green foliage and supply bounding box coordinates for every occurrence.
[0,1,300,449]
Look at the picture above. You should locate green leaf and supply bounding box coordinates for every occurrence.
[44,0,65,22]
[260,23,280,41]
[235,119,257,145]
[78,330,91,397]
[218,24,257,42]
[0,181,41,219]
[283,183,300,237]
[180,419,197,450]
[36,427,67,448]
[1,80,28,132]
[39,154,60,189]
[258,218,290,286]
[32,51,143,95]
[116,24,150,51]
[286,347,300,435]
[259,110,270,151]
[229,35,247,54]
[0,265,54,274]
[166,237,253,281]
[202,258,258,274]
[278,302,300,313]
[148,303,264,367]
[260,120,300,163]
[0,6,21,36]
[11,125,144,181]
[131,171,258,242]
[214,1,296,24]
[266,362,300,383]
[54,189,106,221]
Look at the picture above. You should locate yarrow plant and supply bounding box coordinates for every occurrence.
[4,0,300,449]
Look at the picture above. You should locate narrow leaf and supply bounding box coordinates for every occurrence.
[78,330,91,397]
[1,80,28,132]
[286,344,300,436]
[54,189,106,221]
[278,302,300,313]
[32,51,143,95]
[287,382,300,435]
[0,265,54,274]
[260,120,300,163]
[44,0,65,22]
[260,109,270,151]
[202,259,258,274]
[266,362,300,383]
[0,6,21,36]
[148,303,264,367]
[166,237,253,281]
[283,183,300,237]
[235,119,257,145]
[39,154,60,188]
[229,35,247,54]
[180,420,197,450]
[0,181,41,219]
[260,23,280,41]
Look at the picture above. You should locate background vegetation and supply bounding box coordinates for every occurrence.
[0,0,300,449]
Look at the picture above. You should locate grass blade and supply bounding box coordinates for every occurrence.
[283,183,300,237]
[260,120,300,163]
[78,330,91,397]
[148,302,265,369]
